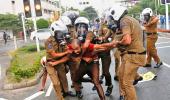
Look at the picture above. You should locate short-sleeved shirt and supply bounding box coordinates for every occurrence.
[144,16,158,33]
[45,36,66,60]
[119,15,145,53]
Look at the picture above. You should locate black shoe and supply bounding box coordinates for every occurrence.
[114,76,119,81]
[99,79,103,84]
[154,62,163,68]
[100,75,104,81]
[92,86,96,91]
[105,85,113,96]
[63,91,76,97]
[133,76,143,85]
[71,84,74,88]
[144,64,151,67]
[76,91,83,99]
[119,95,125,100]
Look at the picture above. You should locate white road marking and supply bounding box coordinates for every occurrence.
[0,64,1,80]
[158,36,170,40]
[163,62,170,68]
[157,46,170,49]
[0,98,8,100]
[45,82,53,97]
[24,91,45,100]
[156,41,170,45]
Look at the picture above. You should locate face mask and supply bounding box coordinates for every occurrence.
[107,19,119,32]
[76,24,87,43]
[54,31,66,46]
[144,14,150,22]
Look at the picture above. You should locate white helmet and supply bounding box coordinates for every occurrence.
[50,20,68,36]
[109,5,127,21]
[74,17,89,26]
[60,16,72,26]
[142,8,153,16]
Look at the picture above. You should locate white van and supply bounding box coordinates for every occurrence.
[30,29,51,40]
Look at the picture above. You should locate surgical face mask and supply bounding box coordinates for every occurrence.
[144,14,151,22]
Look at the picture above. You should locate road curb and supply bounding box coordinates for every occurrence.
[3,70,43,90]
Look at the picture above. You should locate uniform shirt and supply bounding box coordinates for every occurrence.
[98,23,109,36]
[45,36,66,60]
[119,15,145,53]
[144,16,158,33]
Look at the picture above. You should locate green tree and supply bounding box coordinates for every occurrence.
[80,11,90,19]
[0,14,22,30]
[25,19,33,29]
[128,0,170,15]
[36,18,49,29]
[83,6,98,20]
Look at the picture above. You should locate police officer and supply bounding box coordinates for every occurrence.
[107,5,146,100]
[97,20,113,96]
[142,8,163,68]
[45,20,75,99]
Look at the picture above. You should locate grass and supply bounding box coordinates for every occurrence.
[6,44,45,83]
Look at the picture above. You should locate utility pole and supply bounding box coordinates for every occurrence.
[30,0,40,52]
[165,0,169,29]
[21,13,27,42]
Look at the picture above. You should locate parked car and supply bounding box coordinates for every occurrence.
[30,29,51,40]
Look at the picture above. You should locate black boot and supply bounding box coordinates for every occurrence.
[76,91,83,99]
[92,86,96,91]
[143,64,151,67]
[71,84,74,88]
[154,62,163,68]
[100,75,104,81]
[119,95,125,100]
[105,85,113,96]
[133,76,143,85]
[63,91,76,97]
[114,75,119,81]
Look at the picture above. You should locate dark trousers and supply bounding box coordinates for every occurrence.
[99,51,112,86]
[74,60,105,100]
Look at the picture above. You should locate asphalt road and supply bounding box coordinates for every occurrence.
[1,36,170,100]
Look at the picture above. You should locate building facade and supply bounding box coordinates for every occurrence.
[0,0,60,19]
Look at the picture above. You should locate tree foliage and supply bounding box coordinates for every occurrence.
[36,18,49,29]
[128,0,170,16]
[0,14,22,30]
[82,6,98,21]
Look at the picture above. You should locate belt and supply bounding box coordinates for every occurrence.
[146,32,157,35]
[127,51,146,55]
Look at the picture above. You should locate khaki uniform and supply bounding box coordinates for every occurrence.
[113,32,124,78]
[45,36,69,100]
[118,16,146,100]
[114,48,121,77]
[98,24,112,86]
[66,26,80,86]
[144,16,161,64]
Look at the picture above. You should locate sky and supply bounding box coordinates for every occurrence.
[60,0,122,17]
